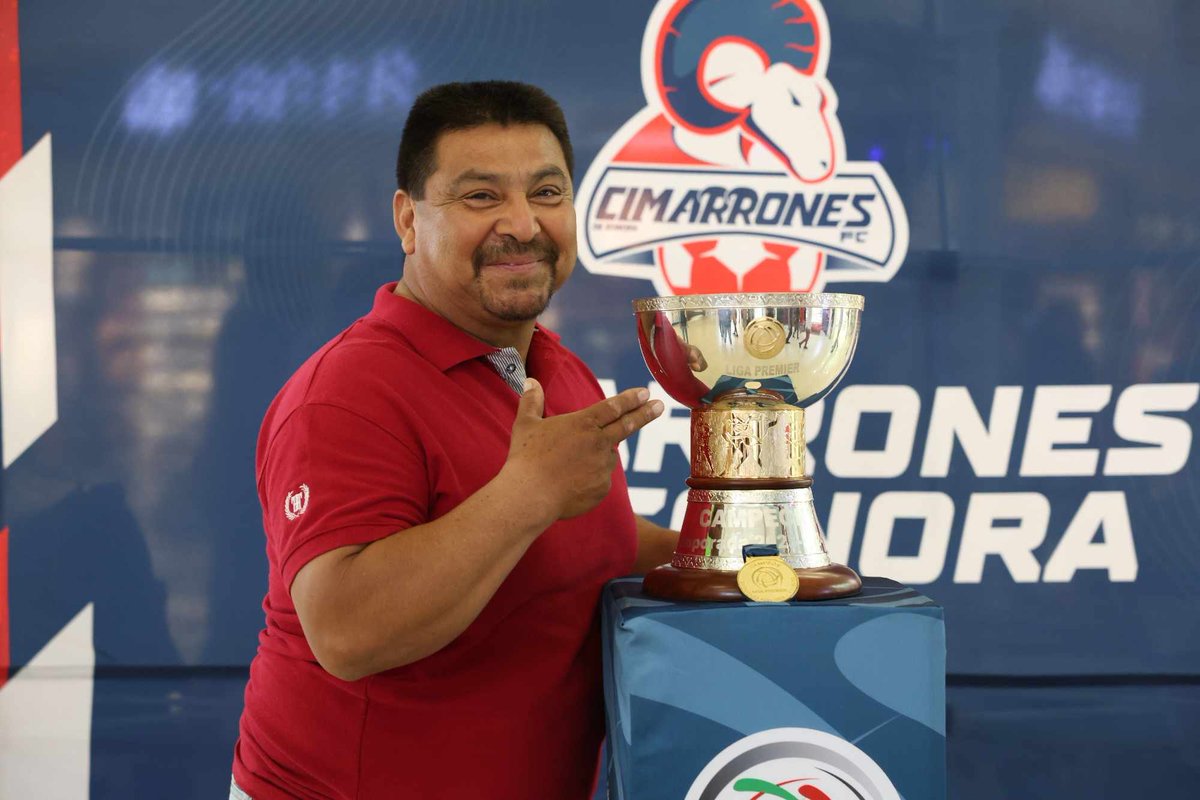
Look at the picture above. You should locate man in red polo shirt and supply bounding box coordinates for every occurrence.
[230,82,679,799]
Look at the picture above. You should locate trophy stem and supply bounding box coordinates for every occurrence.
[642,404,862,602]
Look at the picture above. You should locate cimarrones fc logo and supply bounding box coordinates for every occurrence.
[577,0,909,295]
[685,728,901,800]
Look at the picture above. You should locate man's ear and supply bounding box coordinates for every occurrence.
[393,190,417,255]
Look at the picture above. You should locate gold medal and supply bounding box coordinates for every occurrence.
[736,555,800,602]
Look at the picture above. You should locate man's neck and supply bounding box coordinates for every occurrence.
[393,279,536,361]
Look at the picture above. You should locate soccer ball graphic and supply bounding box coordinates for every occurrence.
[656,237,825,295]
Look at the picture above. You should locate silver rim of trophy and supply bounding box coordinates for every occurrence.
[632,292,865,312]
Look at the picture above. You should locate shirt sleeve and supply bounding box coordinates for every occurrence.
[259,402,430,587]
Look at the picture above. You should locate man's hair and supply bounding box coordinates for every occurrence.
[395,81,574,199]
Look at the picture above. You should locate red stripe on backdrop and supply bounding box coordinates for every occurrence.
[0,527,8,689]
[0,0,19,689]
[0,0,21,176]
[0,0,20,688]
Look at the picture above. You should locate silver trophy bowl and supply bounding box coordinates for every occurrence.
[633,292,863,410]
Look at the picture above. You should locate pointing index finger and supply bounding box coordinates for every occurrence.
[586,387,651,428]
[599,395,665,444]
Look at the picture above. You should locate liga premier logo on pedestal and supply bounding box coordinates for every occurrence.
[578,0,908,295]
[685,728,901,800]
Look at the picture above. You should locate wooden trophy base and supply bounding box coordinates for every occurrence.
[642,562,863,603]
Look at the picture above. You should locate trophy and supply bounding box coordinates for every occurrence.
[632,293,864,602]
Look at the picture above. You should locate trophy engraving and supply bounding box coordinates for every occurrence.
[633,292,865,601]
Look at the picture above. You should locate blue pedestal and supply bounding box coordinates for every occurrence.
[600,576,945,800]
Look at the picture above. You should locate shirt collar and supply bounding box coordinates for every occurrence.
[369,281,561,374]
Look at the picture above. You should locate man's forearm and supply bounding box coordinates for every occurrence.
[296,466,555,680]
[632,514,679,574]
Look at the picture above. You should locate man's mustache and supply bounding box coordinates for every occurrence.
[472,238,560,274]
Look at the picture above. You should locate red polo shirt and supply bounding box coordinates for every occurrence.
[233,283,637,799]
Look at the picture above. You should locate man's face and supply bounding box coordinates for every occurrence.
[393,123,576,330]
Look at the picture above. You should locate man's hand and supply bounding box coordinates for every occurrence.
[505,379,663,520]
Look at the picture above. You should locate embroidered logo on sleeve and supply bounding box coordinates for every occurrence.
[284,483,310,520]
